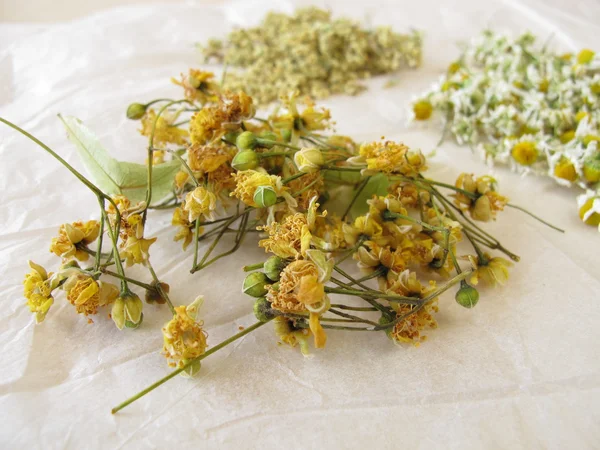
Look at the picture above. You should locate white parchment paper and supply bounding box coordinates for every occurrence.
[1,0,599,448]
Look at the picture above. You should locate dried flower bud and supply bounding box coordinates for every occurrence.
[253,185,278,208]
[126,103,147,120]
[253,297,275,322]
[471,195,492,222]
[236,131,258,150]
[242,272,269,297]
[455,283,479,308]
[294,147,324,173]
[232,149,259,171]
[111,297,126,330]
[113,291,144,329]
[264,255,286,281]
[145,281,170,305]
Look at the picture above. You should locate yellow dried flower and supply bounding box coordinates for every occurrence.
[511,141,538,166]
[268,259,327,349]
[49,220,100,261]
[172,206,200,251]
[553,158,578,182]
[23,261,54,323]
[121,236,157,267]
[273,316,311,355]
[454,173,508,221]
[183,186,217,223]
[355,141,426,175]
[231,170,294,208]
[259,213,309,259]
[171,69,219,104]
[189,91,255,145]
[64,275,119,316]
[140,109,189,146]
[412,100,433,120]
[390,302,438,346]
[468,254,512,286]
[577,49,595,64]
[162,300,208,369]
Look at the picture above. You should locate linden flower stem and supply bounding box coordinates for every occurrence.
[145,99,193,216]
[111,320,270,414]
[257,139,300,150]
[421,178,478,199]
[0,116,105,198]
[281,172,308,184]
[342,176,370,220]
[329,278,390,314]
[258,150,295,158]
[383,210,446,233]
[243,262,264,272]
[99,198,129,292]
[146,261,176,315]
[94,211,106,271]
[371,269,473,331]
[160,148,199,188]
[324,287,422,305]
[330,304,378,312]
[507,203,564,233]
[99,269,155,291]
[327,308,379,326]
[192,215,202,270]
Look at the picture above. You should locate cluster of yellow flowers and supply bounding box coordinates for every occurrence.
[8,59,558,413]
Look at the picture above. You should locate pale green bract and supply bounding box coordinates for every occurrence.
[60,115,180,203]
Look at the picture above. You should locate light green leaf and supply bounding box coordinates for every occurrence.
[349,173,390,219]
[60,115,181,203]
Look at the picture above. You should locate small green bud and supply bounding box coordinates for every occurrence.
[455,283,480,308]
[253,185,278,208]
[243,272,269,297]
[253,297,275,322]
[126,103,147,120]
[270,281,280,292]
[232,149,259,171]
[264,255,285,281]
[236,131,258,150]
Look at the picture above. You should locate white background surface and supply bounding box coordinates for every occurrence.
[1,1,599,449]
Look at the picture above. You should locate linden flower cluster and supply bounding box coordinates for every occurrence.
[411,30,600,230]
[6,52,560,413]
[201,7,422,105]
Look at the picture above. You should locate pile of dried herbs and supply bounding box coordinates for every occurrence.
[201,7,422,105]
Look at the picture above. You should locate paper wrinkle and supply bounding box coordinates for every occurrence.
[1,0,599,448]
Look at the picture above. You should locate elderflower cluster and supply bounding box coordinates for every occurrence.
[201,7,422,105]
[411,30,600,230]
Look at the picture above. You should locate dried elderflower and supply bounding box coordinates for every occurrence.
[201,7,422,105]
